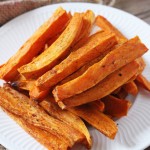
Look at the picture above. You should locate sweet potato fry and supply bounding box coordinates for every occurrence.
[0,7,70,81]
[0,86,85,147]
[2,108,69,150]
[53,36,148,101]
[58,61,140,109]
[123,81,138,96]
[70,10,95,52]
[18,13,83,79]
[11,80,34,91]
[114,88,128,99]
[40,99,91,149]
[29,87,50,100]
[135,74,150,91]
[69,103,118,139]
[92,100,105,112]
[37,32,117,90]
[102,95,131,118]
[96,15,127,43]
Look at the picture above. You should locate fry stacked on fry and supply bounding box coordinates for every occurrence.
[0,7,150,150]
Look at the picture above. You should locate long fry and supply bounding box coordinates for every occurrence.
[37,32,117,90]
[69,103,118,139]
[18,13,83,79]
[2,108,69,150]
[0,86,84,147]
[40,99,91,149]
[58,61,140,109]
[53,36,148,101]
[96,15,127,43]
[0,7,70,81]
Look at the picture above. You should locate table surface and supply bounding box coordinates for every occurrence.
[0,0,150,150]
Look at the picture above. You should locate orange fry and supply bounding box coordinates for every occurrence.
[18,13,83,79]
[40,99,92,149]
[53,36,148,101]
[2,108,70,150]
[123,81,138,96]
[102,95,131,118]
[58,61,140,109]
[136,74,150,91]
[0,7,70,81]
[37,32,117,90]
[0,86,84,147]
[69,103,118,139]
[96,15,127,43]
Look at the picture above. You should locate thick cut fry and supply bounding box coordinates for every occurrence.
[102,95,131,118]
[69,103,118,139]
[53,36,148,101]
[40,99,91,149]
[37,32,117,90]
[0,86,85,147]
[123,81,138,96]
[0,7,70,81]
[92,100,105,112]
[96,15,127,43]
[18,13,83,79]
[135,74,150,91]
[2,108,69,150]
[58,61,140,109]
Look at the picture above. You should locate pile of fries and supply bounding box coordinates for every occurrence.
[0,7,150,150]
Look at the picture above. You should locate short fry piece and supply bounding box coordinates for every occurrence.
[37,32,117,90]
[135,74,150,91]
[102,95,131,118]
[18,13,83,79]
[54,36,148,101]
[2,108,69,150]
[40,99,92,149]
[58,61,140,109]
[0,86,84,147]
[123,81,138,96]
[92,100,105,112]
[113,88,128,99]
[69,103,118,139]
[0,7,70,81]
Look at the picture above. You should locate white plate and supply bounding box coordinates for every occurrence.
[0,3,150,150]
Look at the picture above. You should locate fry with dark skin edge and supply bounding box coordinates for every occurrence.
[53,36,148,101]
[0,86,85,147]
[135,74,150,91]
[0,7,70,81]
[57,61,140,109]
[1,107,70,150]
[37,32,117,90]
[18,13,83,79]
[68,103,118,139]
[40,99,92,149]
[102,95,131,118]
